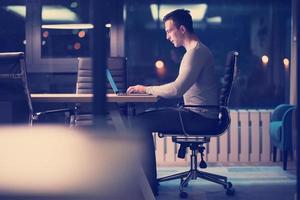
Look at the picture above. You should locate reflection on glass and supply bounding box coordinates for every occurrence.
[125,0,291,109]
[0,1,26,52]
[150,4,207,21]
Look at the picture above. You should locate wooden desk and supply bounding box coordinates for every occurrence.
[31,93,158,133]
[31,93,158,103]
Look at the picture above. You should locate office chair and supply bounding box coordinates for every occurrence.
[269,104,296,170]
[71,57,127,127]
[0,52,73,125]
[76,57,127,94]
[157,51,238,198]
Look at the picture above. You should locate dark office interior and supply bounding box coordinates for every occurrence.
[0,0,299,199]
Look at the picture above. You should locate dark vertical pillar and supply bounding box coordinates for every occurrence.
[294,0,299,198]
[91,1,109,128]
[110,0,125,57]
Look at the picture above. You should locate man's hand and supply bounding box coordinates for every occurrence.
[126,85,146,94]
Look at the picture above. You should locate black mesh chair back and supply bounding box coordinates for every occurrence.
[0,52,33,124]
[213,51,238,135]
[76,57,93,94]
[219,51,238,107]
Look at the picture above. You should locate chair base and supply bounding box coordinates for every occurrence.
[157,147,235,198]
[158,168,234,197]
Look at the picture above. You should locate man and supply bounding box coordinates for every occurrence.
[127,9,219,195]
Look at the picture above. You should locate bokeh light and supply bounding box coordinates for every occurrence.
[261,55,269,65]
[283,58,289,70]
[155,60,165,69]
[42,31,49,38]
[74,42,81,50]
[78,30,86,38]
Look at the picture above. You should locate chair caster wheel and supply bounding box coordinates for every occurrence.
[180,191,188,198]
[226,188,235,196]
[199,160,207,169]
[224,182,233,189]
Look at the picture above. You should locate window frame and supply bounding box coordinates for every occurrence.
[26,0,84,73]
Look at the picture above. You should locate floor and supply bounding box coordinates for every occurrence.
[156,163,296,200]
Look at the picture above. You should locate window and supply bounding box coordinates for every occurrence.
[125,0,291,108]
[40,0,92,58]
[26,0,92,72]
[0,0,26,52]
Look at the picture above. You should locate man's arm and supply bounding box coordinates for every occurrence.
[127,46,211,97]
[127,85,146,94]
[145,49,207,98]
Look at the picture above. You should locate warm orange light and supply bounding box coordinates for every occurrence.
[78,30,86,38]
[155,60,166,77]
[73,42,81,50]
[283,58,289,70]
[261,55,269,65]
[42,31,49,38]
[155,60,165,69]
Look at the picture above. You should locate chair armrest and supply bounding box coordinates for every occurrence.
[181,104,223,109]
[32,108,75,122]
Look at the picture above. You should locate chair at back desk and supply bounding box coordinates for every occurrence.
[72,57,127,127]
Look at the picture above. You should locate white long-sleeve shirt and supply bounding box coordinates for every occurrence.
[145,42,219,118]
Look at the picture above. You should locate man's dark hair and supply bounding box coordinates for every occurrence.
[163,9,194,33]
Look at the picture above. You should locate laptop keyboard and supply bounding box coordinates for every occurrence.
[117,92,151,96]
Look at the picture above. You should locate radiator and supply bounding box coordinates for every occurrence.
[154,109,276,166]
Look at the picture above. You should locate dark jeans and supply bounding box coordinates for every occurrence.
[132,107,219,195]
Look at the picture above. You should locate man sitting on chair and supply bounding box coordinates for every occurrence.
[127,9,219,196]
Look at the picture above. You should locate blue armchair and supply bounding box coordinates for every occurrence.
[269,104,296,170]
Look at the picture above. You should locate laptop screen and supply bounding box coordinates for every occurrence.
[106,69,120,94]
[106,69,151,96]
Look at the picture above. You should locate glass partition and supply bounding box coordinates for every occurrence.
[40,0,92,58]
[125,0,291,109]
[0,0,26,52]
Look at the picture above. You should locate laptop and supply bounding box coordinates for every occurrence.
[106,69,151,96]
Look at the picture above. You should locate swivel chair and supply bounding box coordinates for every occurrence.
[157,51,238,198]
[269,104,296,170]
[0,52,72,125]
